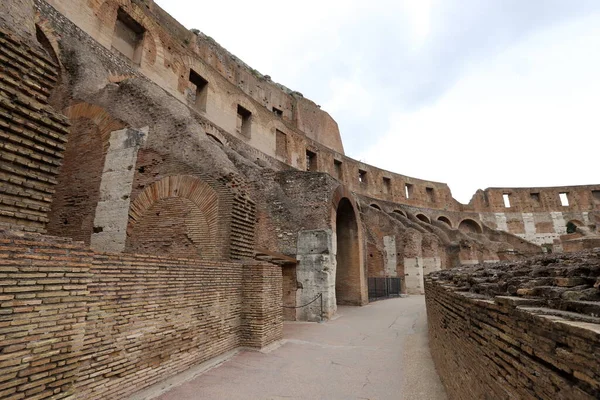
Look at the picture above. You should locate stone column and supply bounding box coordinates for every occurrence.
[296,230,336,321]
[90,127,148,253]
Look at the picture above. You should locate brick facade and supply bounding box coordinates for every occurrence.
[0,231,282,400]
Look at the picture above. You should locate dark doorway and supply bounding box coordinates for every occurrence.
[335,198,361,305]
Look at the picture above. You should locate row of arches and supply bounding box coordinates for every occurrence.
[369,203,484,235]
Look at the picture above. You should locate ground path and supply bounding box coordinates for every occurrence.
[138,296,447,400]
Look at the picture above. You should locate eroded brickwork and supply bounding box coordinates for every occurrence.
[0,30,69,233]
[426,252,600,399]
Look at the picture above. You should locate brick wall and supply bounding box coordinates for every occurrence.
[425,255,600,400]
[0,231,93,400]
[0,230,282,400]
[0,29,69,233]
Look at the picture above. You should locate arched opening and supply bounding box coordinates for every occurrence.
[566,220,583,234]
[127,197,210,258]
[458,219,483,234]
[127,175,221,259]
[336,198,361,305]
[392,209,407,217]
[437,216,452,227]
[35,24,59,66]
[369,203,381,210]
[416,214,431,224]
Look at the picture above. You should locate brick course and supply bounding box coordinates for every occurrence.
[0,230,282,400]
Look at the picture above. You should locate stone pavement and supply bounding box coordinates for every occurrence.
[142,296,447,400]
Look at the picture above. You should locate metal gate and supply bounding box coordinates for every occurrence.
[368,277,402,301]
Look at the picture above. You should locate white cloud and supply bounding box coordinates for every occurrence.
[156,0,600,204]
[359,14,600,203]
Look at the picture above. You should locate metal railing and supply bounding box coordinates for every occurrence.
[368,277,402,301]
[282,293,323,322]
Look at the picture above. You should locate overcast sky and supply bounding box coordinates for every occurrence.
[155,0,600,204]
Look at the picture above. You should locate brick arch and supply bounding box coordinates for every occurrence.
[48,104,125,243]
[34,17,61,66]
[437,215,453,228]
[458,219,483,234]
[62,103,126,151]
[127,175,219,258]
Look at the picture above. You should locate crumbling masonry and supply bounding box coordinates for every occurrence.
[0,0,599,398]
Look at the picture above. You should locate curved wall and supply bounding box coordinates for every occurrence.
[36,0,599,248]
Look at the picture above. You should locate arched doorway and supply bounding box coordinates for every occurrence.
[336,198,362,305]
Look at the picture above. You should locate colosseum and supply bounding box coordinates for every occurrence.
[0,0,599,399]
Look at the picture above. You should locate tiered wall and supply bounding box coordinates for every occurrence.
[0,230,282,400]
[425,253,600,399]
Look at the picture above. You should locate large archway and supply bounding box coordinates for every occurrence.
[335,198,362,305]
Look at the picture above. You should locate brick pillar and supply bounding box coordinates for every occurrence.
[241,262,283,348]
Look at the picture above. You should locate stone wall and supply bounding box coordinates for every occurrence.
[0,230,282,400]
[425,252,600,399]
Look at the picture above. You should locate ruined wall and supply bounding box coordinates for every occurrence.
[426,252,600,400]
[472,186,600,247]
[28,0,599,257]
[0,230,282,400]
[0,29,69,233]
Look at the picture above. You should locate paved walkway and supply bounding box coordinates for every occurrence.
[150,296,447,400]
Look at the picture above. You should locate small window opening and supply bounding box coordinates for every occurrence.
[503,193,511,208]
[306,150,317,171]
[236,105,252,137]
[559,192,569,207]
[566,221,578,234]
[593,190,600,203]
[189,69,208,112]
[272,107,283,117]
[426,187,435,203]
[334,159,343,179]
[358,169,367,184]
[112,8,145,65]
[275,129,287,159]
[530,193,540,203]
[405,184,413,199]
[383,177,391,194]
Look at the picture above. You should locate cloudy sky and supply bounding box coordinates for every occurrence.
[155,0,600,203]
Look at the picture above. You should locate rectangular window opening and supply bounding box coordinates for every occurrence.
[236,105,252,137]
[334,159,343,179]
[358,169,367,184]
[272,107,283,117]
[530,193,540,203]
[275,129,287,159]
[405,184,413,199]
[189,69,208,112]
[306,150,317,171]
[503,193,511,208]
[112,8,145,65]
[559,192,569,207]
[383,177,391,194]
[426,187,435,203]
[592,190,600,203]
